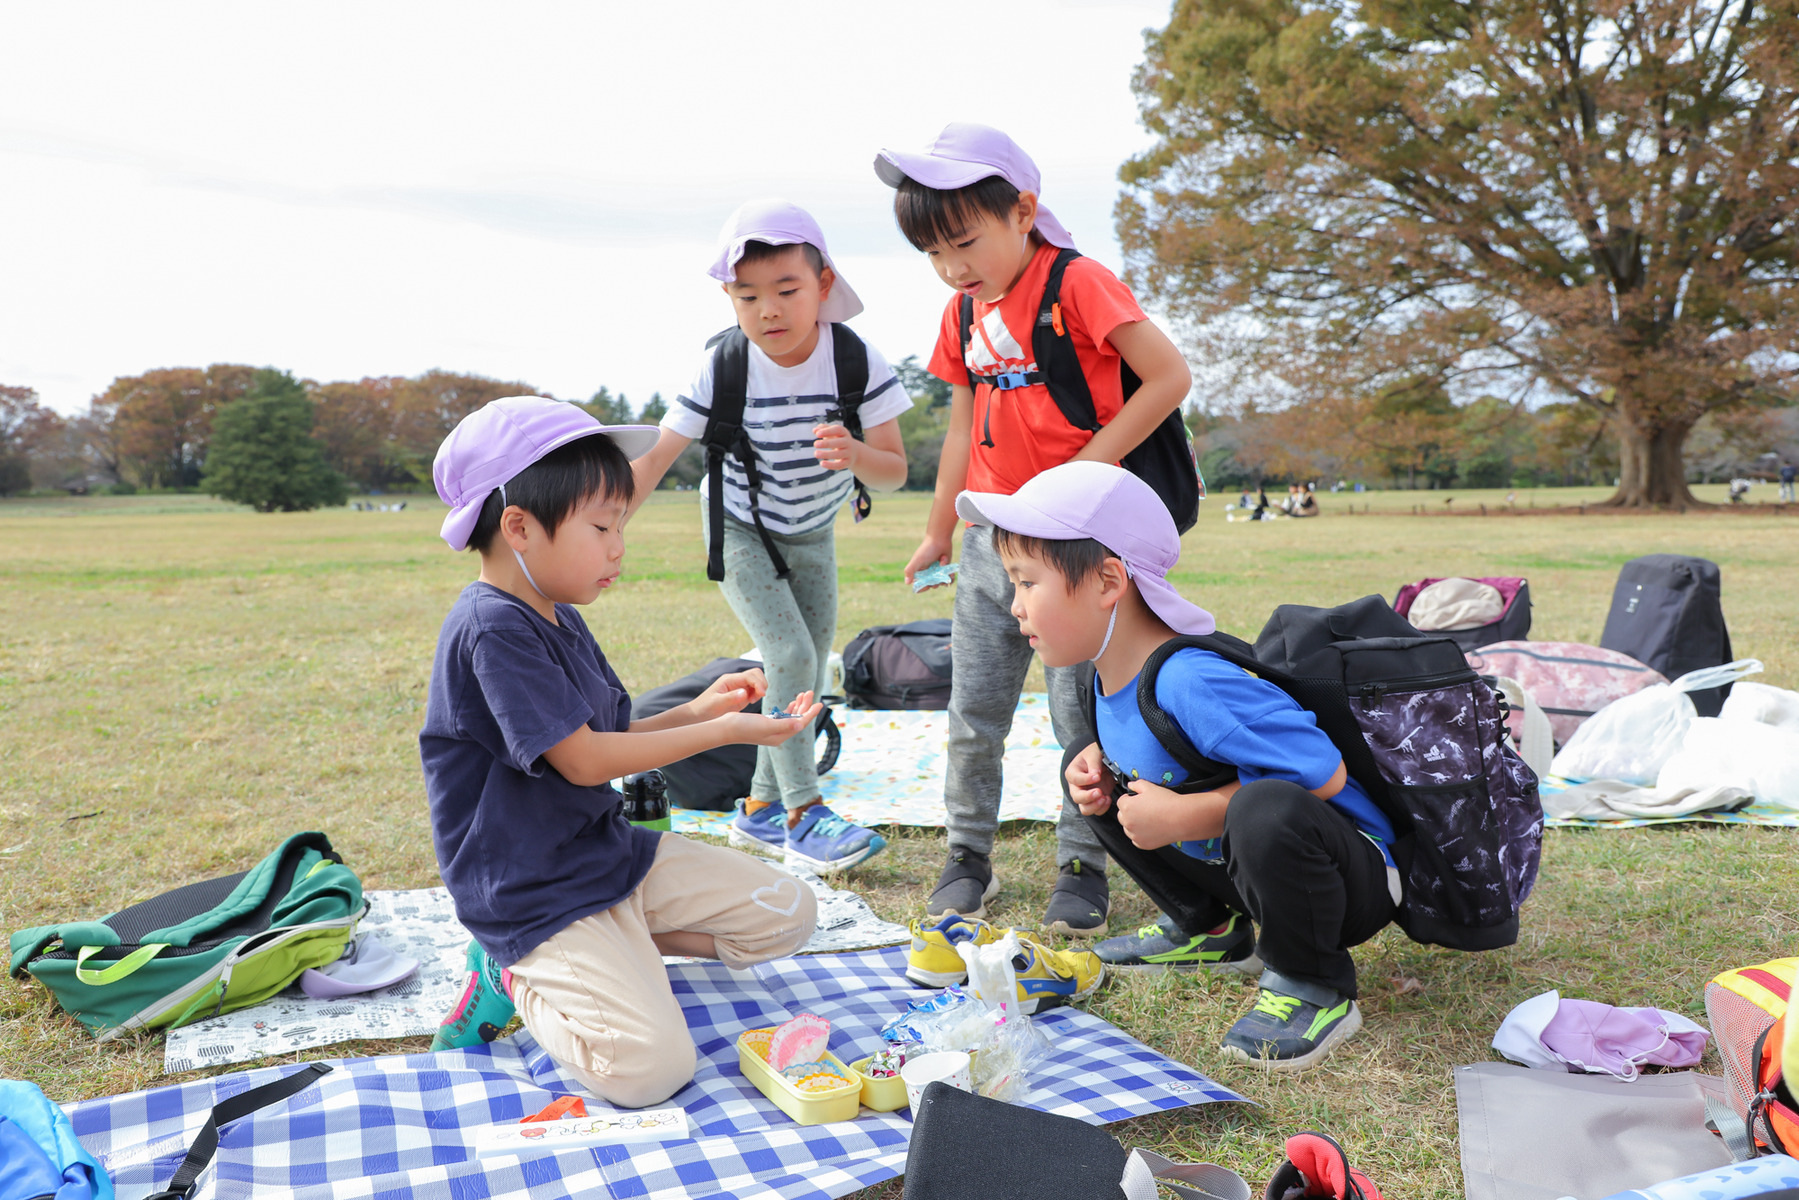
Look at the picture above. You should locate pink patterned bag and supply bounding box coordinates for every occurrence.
[1464,640,1667,748]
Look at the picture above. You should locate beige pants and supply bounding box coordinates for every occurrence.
[507,834,817,1108]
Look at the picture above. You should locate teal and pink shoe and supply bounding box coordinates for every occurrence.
[430,941,516,1050]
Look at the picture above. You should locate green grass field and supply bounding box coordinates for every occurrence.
[2,488,1795,1196]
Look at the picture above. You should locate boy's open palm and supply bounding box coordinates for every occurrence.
[729,692,825,746]
[690,669,770,720]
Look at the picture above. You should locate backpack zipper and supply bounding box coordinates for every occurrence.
[1357,670,1479,709]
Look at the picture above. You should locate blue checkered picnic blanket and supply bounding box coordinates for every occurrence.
[68,946,1245,1200]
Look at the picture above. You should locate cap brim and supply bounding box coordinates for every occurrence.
[874,150,1001,191]
[597,425,663,462]
[955,490,1082,538]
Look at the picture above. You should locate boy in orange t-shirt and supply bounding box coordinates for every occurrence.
[875,123,1193,935]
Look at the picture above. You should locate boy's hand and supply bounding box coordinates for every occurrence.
[727,693,824,746]
[690,669,769,720]
[905,535,953,589]
[1116,780,1202,851]
[1066,743,1111,815]
[813,423,858,472]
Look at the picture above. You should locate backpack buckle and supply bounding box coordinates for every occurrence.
[993,371,1030,390]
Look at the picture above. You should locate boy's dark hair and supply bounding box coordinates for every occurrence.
[992,528,1116,591]
[893,175,1023,251]
[734,238,825,277]
[467,433,635,554]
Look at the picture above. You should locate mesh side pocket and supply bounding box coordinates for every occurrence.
[1706,980,1778,1111]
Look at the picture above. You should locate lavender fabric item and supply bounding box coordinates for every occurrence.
[1493,990,1709,1079]
[432,396,660,551]
[873,122,1077,250]
[956,461,1215,636]
[298,933,419,1000]
[706,198,863,323]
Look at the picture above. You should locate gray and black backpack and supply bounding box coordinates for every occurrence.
[1117,595,1543,952]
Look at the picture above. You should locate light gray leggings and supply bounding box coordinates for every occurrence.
[705,509,834,810]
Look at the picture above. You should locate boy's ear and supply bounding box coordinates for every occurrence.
[1098,556,1130,602]
[1013,191,1040,235]
[500,504,532,551]
[817,265,835,301]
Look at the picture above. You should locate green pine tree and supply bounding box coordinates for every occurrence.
[204,370,349,512]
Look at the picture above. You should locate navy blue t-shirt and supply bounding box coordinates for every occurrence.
[419,582,661,967]
[1094,646,1396,867]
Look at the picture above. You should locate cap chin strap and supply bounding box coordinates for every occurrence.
[1094,562,1132,660]
[497,484,552,602]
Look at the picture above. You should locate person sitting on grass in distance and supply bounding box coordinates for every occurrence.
[629,199,909,875]
[955,460,1401,1072]
[420,396,821,1107]
[876,122,1193,937]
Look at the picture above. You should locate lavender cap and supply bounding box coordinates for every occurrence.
[707,198,863,323]
[873,122,1076,251]
[433,396,659,551]
[956,461,1214,637]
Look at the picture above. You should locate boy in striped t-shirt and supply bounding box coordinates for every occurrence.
[631,200,910,873]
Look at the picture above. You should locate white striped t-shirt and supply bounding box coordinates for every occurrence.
[663,323,913,536]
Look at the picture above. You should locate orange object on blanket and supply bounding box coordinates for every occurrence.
[521,1095,587,1123]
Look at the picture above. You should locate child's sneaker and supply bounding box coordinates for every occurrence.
[783,802,886,873]
[1219,971,1361,1072]
[905,913,1009,987]
[727,801,787,858]
[1092,912,1262,974]
[1010,937,1106,1015]
[924,847,999,919]
[430,940,516,1051]
[1040,860,1109,937]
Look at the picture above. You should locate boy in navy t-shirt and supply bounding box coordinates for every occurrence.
[955,460,1399,1072]
[420,396,821,1107]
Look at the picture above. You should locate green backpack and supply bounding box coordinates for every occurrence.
[8,831,364,1040]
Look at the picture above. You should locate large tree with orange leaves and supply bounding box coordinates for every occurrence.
[1120,0,1799,509]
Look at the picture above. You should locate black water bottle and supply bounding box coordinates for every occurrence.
[621,770,671,831]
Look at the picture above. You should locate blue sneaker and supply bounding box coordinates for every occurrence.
[727,802,787,858]
[784,802,886,873]
[430,941,516,1051]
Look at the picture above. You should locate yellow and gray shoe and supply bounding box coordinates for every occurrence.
[905,914,1106,1013]
[905,913,1009,987]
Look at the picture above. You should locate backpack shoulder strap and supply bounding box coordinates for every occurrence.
[144,1064,333,1200]
[700,330,789,581]
[1032,247,1101,432]
[828,324,869,436]
[1136,635,1252,794]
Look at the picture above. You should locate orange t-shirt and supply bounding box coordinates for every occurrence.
[927,241,1147,497]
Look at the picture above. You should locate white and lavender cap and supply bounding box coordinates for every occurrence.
[873,122,1076,251]
[433,396,659,552]
[956,461,1214,636]
[707,198,863,323]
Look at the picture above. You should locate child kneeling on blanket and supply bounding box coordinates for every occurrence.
[956,461,1402,1072]
[421,396,820,1107]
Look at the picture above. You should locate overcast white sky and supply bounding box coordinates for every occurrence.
[0,2,1173,417]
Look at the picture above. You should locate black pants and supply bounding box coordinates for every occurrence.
[1086,778,1395,997]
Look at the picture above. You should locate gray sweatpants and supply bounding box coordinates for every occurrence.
[944,525,1106,872]
[705,509,834,810]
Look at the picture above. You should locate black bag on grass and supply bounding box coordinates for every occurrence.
[841,619,953,710]
[629,657,840,811]
[1600,554,1734,717]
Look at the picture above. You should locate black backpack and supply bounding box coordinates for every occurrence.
[629,657,841,811]
[1082,596,1542,951]
[957,247,1200,533]
[701,323,872,582]
[841,620,954,710]
[1599,554,1734,717]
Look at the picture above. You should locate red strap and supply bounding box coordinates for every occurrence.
[1741,968,1792,1002]
[521,1095,587,1123]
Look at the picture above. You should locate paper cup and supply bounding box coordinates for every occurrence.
[900,1050,973,1112]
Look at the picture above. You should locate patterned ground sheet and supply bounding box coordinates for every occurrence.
[164,869,907,1073]
[674,694,1064,838]
[79,946,1248,1200]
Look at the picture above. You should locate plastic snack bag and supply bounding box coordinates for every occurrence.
[1551,660,1762,784]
